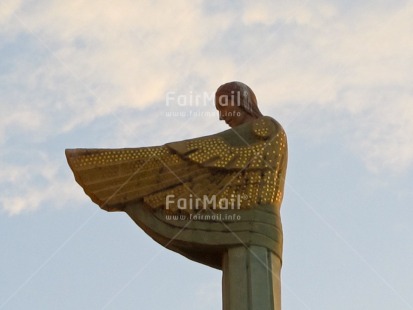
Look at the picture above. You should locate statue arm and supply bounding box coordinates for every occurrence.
[65,116,287,212]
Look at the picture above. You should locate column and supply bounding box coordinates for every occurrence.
[222,245,281,310]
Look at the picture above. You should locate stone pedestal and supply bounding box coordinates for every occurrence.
[222,246,281,310]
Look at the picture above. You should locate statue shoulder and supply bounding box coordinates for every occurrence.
[166,116,286,170]
[251,116,286,140]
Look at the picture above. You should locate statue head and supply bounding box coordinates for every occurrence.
[215,81,263,128]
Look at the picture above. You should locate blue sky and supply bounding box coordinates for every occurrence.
[1,0,412,309]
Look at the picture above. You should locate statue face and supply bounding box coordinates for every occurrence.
[216,95,253,128]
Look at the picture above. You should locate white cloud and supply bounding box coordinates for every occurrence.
[238,1,413,173]
[1,0,413,214]
[0,152,85,215]
[242,0,337,27]
[0,0,21,25]
[0,0,234,135]
[346,94,413,174]
[0,177,84,215]
[246,1,412,104]
[0,106,44,144]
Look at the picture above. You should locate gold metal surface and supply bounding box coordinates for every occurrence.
[66,116,287,213]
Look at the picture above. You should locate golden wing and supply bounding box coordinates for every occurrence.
[65,116,287,213]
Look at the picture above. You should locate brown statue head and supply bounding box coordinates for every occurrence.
[215,81,263,128]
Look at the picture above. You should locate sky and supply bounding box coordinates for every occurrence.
[1,0,413,309]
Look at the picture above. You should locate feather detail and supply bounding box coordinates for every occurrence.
[65,116,287,213]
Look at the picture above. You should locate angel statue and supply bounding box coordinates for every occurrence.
[66,81,288,310]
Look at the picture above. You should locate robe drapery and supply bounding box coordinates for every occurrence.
[66,116,287,269]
